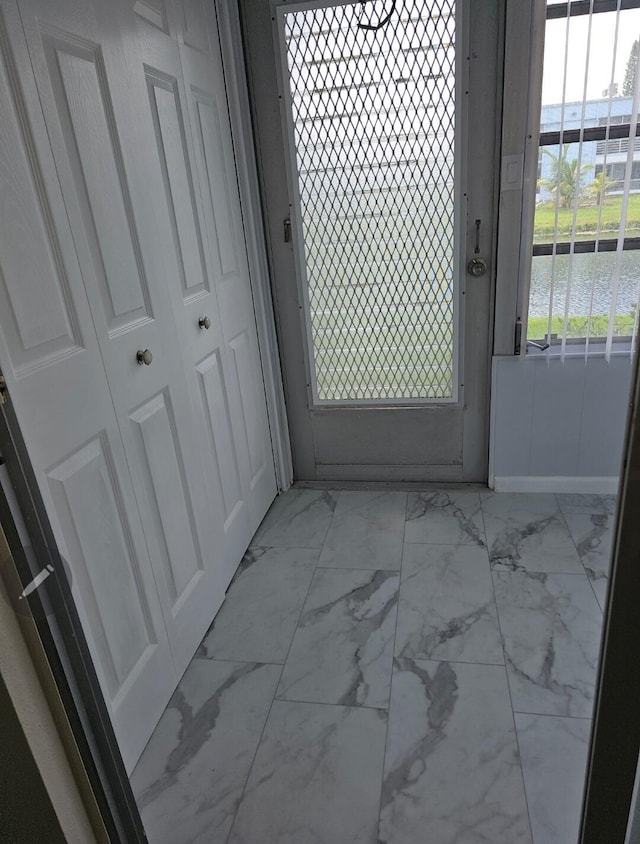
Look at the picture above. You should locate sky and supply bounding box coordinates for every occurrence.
[542,8,640,105]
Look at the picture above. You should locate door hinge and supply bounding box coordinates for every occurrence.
[0,376,7,406]
[284,217,292,243]
[514,319,522,355]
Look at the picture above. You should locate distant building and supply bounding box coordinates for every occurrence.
[538,95,640,202]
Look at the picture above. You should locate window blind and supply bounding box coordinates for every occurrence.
[529,0,640,360]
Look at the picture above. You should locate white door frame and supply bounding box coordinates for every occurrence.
[216,0,294,491]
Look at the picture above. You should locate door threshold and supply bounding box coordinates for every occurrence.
[292,480,490,492]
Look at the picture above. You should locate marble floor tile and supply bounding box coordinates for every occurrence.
[516,713,591,844]
[277,568,399,708]
[252,489,338,548]
[228,700,387,844]
[395,544,503,664]
[555,493,617,515]
[318,491,406,570]
[379,659,532,844]
[482,493,583,573]
[198,546,318,663]
[405,490,485,546]
[564,512,613,610]
[132,659,281,844]
[494,572,602,717]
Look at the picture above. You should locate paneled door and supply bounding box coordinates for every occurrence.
[241,0,500,481]
[0,0,277,771]
[0,0,177,772]
[171,0,278,535]
[129,0,277,579]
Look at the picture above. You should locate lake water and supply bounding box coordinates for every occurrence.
[529,251,640,318]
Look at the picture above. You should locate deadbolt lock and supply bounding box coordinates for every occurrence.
[467,257,488,277]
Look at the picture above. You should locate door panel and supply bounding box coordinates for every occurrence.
[176,5,276,526]
[241,0,499,481]
[52,42,152,332]
[132,4,253,582]
[147,73,210,301]
[135,0,276,540]
[196,350,243,524]
[180,0,209,55]
[19,0,227,675]
[47,436,155,696]
[129,392,204,608]
[194,96,241,278]
[0,0,176,772]
[133,0,169,33]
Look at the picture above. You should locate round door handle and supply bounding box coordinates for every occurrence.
[467,257,488,277]
[136,349,153,366]
[198,315,211,330]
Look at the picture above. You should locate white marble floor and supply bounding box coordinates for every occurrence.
[131,488,613,844]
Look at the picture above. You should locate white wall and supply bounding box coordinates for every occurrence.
[489,354,634,493]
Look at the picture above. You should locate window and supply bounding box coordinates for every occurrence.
[279,0,459,403]
[527,0,640,356]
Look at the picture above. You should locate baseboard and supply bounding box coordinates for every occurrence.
[489,475,620,494]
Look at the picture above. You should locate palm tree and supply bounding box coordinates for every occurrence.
[587,170,619,206]
[537,145,593,208]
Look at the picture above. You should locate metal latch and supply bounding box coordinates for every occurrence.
[0,376,7,406]
[284,217,292,243]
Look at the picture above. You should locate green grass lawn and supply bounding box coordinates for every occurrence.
[528,312,635,339]
[534,194,640,241]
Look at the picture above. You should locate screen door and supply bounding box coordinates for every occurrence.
[242,0,500,480]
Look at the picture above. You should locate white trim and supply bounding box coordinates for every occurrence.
[489,475,620,494]
[216,0,294,490]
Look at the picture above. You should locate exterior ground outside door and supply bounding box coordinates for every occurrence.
[241,0,502,482]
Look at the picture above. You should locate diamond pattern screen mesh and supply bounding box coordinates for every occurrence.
[282,0,457,402]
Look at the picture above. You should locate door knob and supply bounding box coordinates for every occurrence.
[467,257,488,277]
[136,349,153,366]
[198,315,211,330]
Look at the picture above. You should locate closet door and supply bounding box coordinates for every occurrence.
[171,0,278,534]
[16,0,257,760]
[128,0,254,586]
[0,0,176,773]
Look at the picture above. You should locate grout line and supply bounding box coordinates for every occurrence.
[315,564,401,573]
[555,493,608,613]
[512,709,593,721]
[403,539,488,548]
[195,655,285,666]
[492,568,603,578]
[393,655,506,668]
[272,694,388,711]
[483,497,537,844]
[374,491,408,837]
[224,492,325,844]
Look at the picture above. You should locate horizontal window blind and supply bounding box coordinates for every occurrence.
[529,0,640,360]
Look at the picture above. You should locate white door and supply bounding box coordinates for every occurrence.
[129,0,277,578]
[0,0,177,772]
[0,0,277,771]
[241,0,499,481]
[171,0,278,535]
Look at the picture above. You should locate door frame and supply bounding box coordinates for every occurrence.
[239,0,502,482]
[217,0,294,491]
